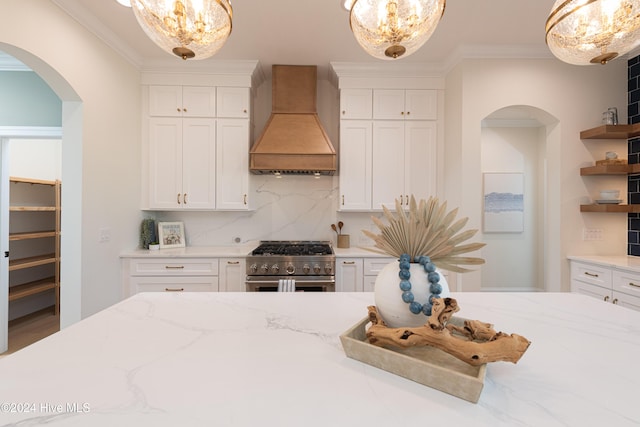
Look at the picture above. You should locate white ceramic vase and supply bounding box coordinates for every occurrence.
[374,261,450,328]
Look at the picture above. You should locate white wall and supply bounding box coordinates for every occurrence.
[480,126,542,291]
[9,139,61,180]
[0,1,142,321]
[445,58,627,292]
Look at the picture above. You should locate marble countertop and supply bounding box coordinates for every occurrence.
[568,254,640,272]
[1,292,639,426]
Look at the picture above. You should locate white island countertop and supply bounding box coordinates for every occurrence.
[1,292,639,426]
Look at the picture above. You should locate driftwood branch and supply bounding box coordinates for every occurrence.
[366,299,531,366]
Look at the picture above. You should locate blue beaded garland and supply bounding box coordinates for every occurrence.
[397,253,443,316]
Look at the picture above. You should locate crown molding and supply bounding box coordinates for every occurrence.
[0,52,31,71]
[51,0,143,69]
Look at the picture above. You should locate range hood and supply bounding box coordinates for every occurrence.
[250,65,336,175]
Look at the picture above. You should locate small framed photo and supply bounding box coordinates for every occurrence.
[158,221,185,249]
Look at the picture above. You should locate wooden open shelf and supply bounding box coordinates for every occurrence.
[580,124,640,139]
[8,278,57,302]
[580,164,640,175]
[9,253,57,271]
[580,204,640,213]
[9,230,57,241]
[10,206,57,212]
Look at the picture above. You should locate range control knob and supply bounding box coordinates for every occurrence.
[271,264,280,273]
[313,264,321,274]
[249,263,258,273]
[324,264,333,274]
[302,264,311,274]
[261,263,269,273]
[286,264,296,275]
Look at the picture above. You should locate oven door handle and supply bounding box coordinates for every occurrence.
[245,279,335,284]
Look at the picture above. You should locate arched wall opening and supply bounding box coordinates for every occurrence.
[0,44,83,331]
[480,105,560,292]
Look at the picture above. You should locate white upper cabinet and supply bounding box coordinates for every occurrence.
[339,120,372,211]
[216,119,250,210]
[149,85,217,117]
[216,87,250,118]
[373,89,437,120]
[340,89,373,119]
[148,118,216,210]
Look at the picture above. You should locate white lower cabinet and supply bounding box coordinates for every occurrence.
[336,257,394,292]
[570,260,640,311]
[219,258,246,292]
[123,257,219,296]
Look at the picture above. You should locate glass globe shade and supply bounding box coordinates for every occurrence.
[131,0,232,60]
[546,0,640,65]
[349,0,446,60]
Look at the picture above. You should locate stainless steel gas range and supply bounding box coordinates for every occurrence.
[245,241,335,292]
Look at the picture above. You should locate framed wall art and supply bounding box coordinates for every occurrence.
[158,221,186,249]
[483,173,524,233]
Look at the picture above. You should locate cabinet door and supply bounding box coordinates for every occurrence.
[216,119,249,210]
[336,258,363,292]
[339,120,372,211]
[216,87,249,118]
[571,279,611,302]
[182,118,216,209]
[404,121,436,203]
[612,269,640,300]
[404,90,437,120]
[613,291,640,311]
[372,121,404,210]
[182,86,216,117]
[340,89,372,119]
[149,85,183,117]
[219,258,246,292]
[373,89,405,120]
[149,117,183,209]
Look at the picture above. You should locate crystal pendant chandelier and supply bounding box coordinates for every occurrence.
[131,0,232,60]
[546,0,640,65]
[348,0,446,60]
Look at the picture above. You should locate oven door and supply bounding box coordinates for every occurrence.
[245,276,335,292]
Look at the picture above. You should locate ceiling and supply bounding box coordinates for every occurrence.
[48,0,561,79]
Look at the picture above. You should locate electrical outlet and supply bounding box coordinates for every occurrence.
[582,228,603,241]
[99,227,111,243]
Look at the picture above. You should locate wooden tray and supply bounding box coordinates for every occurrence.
[340,316,486,403]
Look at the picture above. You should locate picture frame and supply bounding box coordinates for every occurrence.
[483,173,524,233]
[157,221,186,249]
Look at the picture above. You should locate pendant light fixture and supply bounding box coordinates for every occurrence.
[546,0,640,65]
[131,0,233,60]
[348,0,446,60]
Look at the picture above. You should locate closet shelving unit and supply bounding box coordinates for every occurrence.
[8,177,61,316]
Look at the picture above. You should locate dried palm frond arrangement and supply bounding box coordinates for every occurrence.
[362,195,485,272]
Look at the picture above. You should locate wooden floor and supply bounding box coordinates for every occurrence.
[4,307,60,355]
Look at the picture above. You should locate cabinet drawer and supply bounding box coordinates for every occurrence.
[612,269,640,298]
[364,257,395,276]
[129,258,218,276]
[130,276,219,293]
[571,262,612,288]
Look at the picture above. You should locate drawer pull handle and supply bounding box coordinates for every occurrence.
[604,295,609,302]
[343,261,355,265]
[165,287,184,292]
[629,282,640,288]
[613,298,619,305]
[584,272,599,278]
[227,261,240,265]
[165,265,185,269]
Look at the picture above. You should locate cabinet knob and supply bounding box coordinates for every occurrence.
[604,295,610,302]
[183,108,187,112]
[177,108,181,112]
[243,109,247,113]
[613,298,619,304]
[342,110,346,115]
[407,111,410,116]
[401,111,405,116]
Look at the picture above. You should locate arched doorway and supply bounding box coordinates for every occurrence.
[480,105,560,292]
[0,46,83,353]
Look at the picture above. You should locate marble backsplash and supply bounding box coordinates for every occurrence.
[153,174,384,249]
